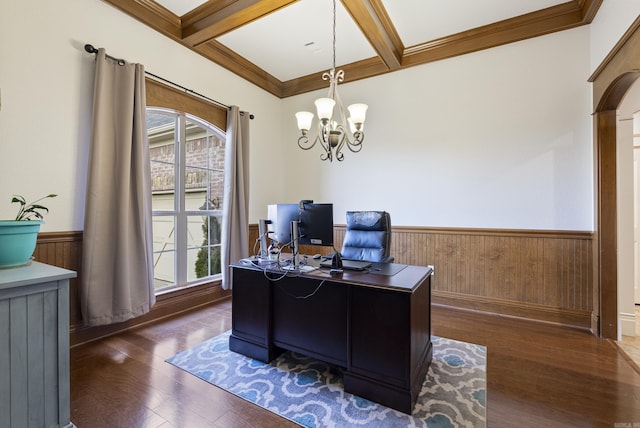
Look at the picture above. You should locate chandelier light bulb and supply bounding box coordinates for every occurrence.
[295,111,314,131]
[315,98,336,121]
[347,103,368,125]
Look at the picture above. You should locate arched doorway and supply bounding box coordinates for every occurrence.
[590,16,640,339]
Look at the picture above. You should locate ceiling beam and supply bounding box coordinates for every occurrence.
[181,0,298,47]
[102,0,603,99]
[102,0,182,39]
[340,0,403,70]
[281,57,388,98]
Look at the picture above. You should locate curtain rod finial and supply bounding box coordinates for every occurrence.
[84,44,98,54]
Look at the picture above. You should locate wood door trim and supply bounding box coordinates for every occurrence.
[590,15,640,338]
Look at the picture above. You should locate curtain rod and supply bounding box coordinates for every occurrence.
[84,44,254,119]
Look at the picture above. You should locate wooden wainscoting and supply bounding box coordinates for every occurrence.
[250,225,594,330]
[35,225,594,345]
[394,227,593,329]
[33,232,84,330]
[33,231,231,346]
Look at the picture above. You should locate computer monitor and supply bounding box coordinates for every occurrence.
[266,201,333,269]
[298,202,334,247]
[267,203,299,245]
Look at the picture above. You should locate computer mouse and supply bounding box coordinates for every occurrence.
[312,254,322,259]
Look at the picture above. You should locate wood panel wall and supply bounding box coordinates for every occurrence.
[34,225,594,346]
[395,227,593,329]
[251,225,594,330]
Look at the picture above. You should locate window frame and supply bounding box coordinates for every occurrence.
[146,78,228,294]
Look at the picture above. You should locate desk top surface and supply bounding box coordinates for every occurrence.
[233,258,432,293]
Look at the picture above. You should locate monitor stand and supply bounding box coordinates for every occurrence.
[258,219,269,260]
[290,220,300,269]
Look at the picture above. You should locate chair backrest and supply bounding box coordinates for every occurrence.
[340,211,393,263]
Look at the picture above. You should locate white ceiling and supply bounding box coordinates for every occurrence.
[155,0,207,17]
[382,0,565,45]
[154,0,568,82]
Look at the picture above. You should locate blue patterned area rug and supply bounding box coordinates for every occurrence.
[167,331,486,427]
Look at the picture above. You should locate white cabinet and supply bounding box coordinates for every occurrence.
[0,262,76,428]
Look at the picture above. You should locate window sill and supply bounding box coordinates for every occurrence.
[156,276,223,301]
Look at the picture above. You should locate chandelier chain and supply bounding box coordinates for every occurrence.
[332,0,336,70]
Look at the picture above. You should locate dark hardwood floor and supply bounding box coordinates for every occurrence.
[70,299,640,427]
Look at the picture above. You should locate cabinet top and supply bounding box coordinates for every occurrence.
[0,261,76,288]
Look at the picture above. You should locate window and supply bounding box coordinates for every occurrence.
[147,108,226,293]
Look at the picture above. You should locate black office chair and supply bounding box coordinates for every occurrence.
[340,211,394,263]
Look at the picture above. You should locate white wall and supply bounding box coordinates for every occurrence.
[282,27,593,229]
[0,0,284,231]
[589,1,640,73]
[616,114,636,337]
[635,140,640,306]
[2,1,636,233]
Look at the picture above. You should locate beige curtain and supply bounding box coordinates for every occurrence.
[221,106,251,289]
[80,48,155,326]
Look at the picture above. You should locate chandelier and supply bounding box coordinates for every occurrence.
[295,0,368,162]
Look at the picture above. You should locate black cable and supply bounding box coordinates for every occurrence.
[275,279,326,300]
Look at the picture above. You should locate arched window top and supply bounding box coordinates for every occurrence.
[145,78,227,131]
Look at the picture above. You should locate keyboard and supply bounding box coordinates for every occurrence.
[319,259,371,271]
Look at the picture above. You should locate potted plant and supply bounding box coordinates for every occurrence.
[0,194,57,268]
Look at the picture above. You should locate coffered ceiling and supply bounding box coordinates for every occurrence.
[103,0,601,98]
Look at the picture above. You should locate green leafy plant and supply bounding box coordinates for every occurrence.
[195,216,221,278]
[11,194,57,221]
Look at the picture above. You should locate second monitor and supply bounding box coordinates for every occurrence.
[298,201,333,247]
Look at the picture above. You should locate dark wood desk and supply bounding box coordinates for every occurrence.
[229,260,433,414]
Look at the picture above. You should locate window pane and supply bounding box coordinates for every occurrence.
[186,214,222,250]
[152,216,176,290]
[188,248,204,282]
[153,193,177,212]
[209,214,222,246]
[187,215,208,249]
[184,118,225,213]
[188,247,222,281]
[187,215,222,281]
[209,169,224,210]
[148,111,177,211]
[185,170,209,211]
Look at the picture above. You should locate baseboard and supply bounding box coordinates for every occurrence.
[432,290,592,331]
[619,312,637,337]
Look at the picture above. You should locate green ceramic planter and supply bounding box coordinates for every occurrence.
[0,220,42,268]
